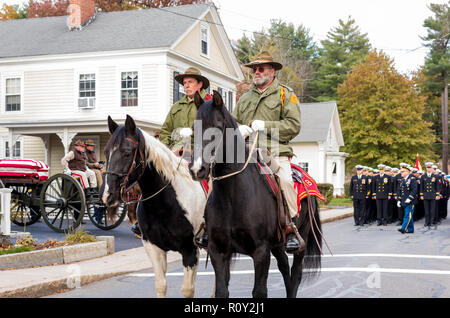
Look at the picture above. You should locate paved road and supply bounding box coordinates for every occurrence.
[47,215,450,298]
[10,216,142,252]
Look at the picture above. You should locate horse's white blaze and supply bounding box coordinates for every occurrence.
[190,156,203,176]
[142,240,167,298]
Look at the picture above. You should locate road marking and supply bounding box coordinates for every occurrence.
[199,253,450,262]
[128,267,450,278]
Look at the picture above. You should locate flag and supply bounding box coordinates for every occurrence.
[415,153,422,171]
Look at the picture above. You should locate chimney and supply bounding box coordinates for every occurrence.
[68,0,95,30]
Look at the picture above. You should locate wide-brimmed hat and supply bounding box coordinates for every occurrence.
[244,51,283,71]
[174,67,210,89]
[85,139,95,146]
[74,139,85,147]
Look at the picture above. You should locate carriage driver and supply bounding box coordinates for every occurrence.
[84,139,104,188]
[196,51,305,253]
[61,139,97,194]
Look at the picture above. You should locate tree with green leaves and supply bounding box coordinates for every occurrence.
[309,16,371,102]
[234,19,318,101]
[338,50,437,171]
[420,1,449,172]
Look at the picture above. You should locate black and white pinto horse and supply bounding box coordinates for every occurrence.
[189,91,322,298]
[101,115,206,298]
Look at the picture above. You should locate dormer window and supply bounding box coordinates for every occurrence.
[200,23,209,57]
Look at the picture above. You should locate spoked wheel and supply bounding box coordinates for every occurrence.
[9,185,41,227]
[87,202,127,230]
[40,173,86,233]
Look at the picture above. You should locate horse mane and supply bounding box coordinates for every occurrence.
[106,125,193,184]
[139,129,194,183]
[196,99,239,129]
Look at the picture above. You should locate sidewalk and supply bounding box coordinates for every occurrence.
[0,207,353,298]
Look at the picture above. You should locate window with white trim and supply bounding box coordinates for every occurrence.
[218,87,234,113]
[5,78,21,112]
[200,23,209,57]
[121,71,138,107]
[78,73,96,109]
[2,139,22,159]
[298,162,309,173]
[173,71,186,103]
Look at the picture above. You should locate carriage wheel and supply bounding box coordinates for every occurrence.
[87,202,127,230]
[9,185,41,227]
[40,173,86,233]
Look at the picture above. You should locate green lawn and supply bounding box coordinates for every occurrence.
[0,246,34,256]
[327,197,353,206]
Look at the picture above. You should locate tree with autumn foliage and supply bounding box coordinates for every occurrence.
[24,0,208,18]
[338,50,438,171]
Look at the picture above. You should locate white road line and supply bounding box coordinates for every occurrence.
[198,253,450,262]
[128,267,450,278]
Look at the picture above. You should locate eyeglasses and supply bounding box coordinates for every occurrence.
[251,65,271,73]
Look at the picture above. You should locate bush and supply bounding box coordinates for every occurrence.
[317,183,334,204]
[65,229,96,244]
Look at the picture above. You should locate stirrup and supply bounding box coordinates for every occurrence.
[194,222,208,249]
[285,222,305,254]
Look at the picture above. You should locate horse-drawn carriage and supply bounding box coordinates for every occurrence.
[0,158,127,233]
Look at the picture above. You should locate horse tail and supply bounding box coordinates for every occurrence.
[302,196,322,280]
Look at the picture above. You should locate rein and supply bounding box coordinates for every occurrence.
[298,177,333,256]
[209,130,259,182]
[104,136,183,205]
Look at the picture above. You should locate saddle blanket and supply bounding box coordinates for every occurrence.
[0,158,49,181]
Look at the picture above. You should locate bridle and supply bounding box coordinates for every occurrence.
[104,136,183,205]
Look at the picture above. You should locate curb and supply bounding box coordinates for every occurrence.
[0,236,114,270]
[320,211,354,224]
[0,270,135,298]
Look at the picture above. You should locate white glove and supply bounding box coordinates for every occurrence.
[397,201,401,208]
[251,120,265,131]
[64,169,72,175]
[405,198,411,204]
[179,127,193,138]
[238,125,253,137]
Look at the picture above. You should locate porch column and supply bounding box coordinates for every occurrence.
[56,128,77,154]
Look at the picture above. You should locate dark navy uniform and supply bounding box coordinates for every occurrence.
[350,167,369,226]
[398,173,418,233]
[372,167,392,225]
[420,172,441,227]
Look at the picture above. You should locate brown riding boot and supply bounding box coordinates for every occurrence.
[285,218,306,253]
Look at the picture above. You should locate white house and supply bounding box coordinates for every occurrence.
[291,101,348,195]
[0,1,243,175]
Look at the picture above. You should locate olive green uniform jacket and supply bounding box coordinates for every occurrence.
[232,79,301,157]
[159,89,208,151]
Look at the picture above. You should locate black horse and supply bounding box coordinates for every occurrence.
[189,91,323,298]
[101,115,207,298]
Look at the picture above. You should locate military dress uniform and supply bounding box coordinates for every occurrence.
[350,166,369,225]
[392,168,403,224]
[372,165,392,225]
[420,164,441,227]
[397,168,418,234]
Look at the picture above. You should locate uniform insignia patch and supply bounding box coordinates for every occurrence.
[384,178,388,184]
[290,94,298,105]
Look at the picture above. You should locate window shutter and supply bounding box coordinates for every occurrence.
[173,71,180,103]
[228,91,233,113]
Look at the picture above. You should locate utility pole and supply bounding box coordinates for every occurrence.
[442,80,448,174]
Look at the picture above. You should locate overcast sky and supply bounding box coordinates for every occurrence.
[1,0,447,74]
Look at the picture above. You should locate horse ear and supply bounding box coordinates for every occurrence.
[194,91,204,110]
[108,116,119,135]
[125,114,137,136]
[212,90,223,108]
